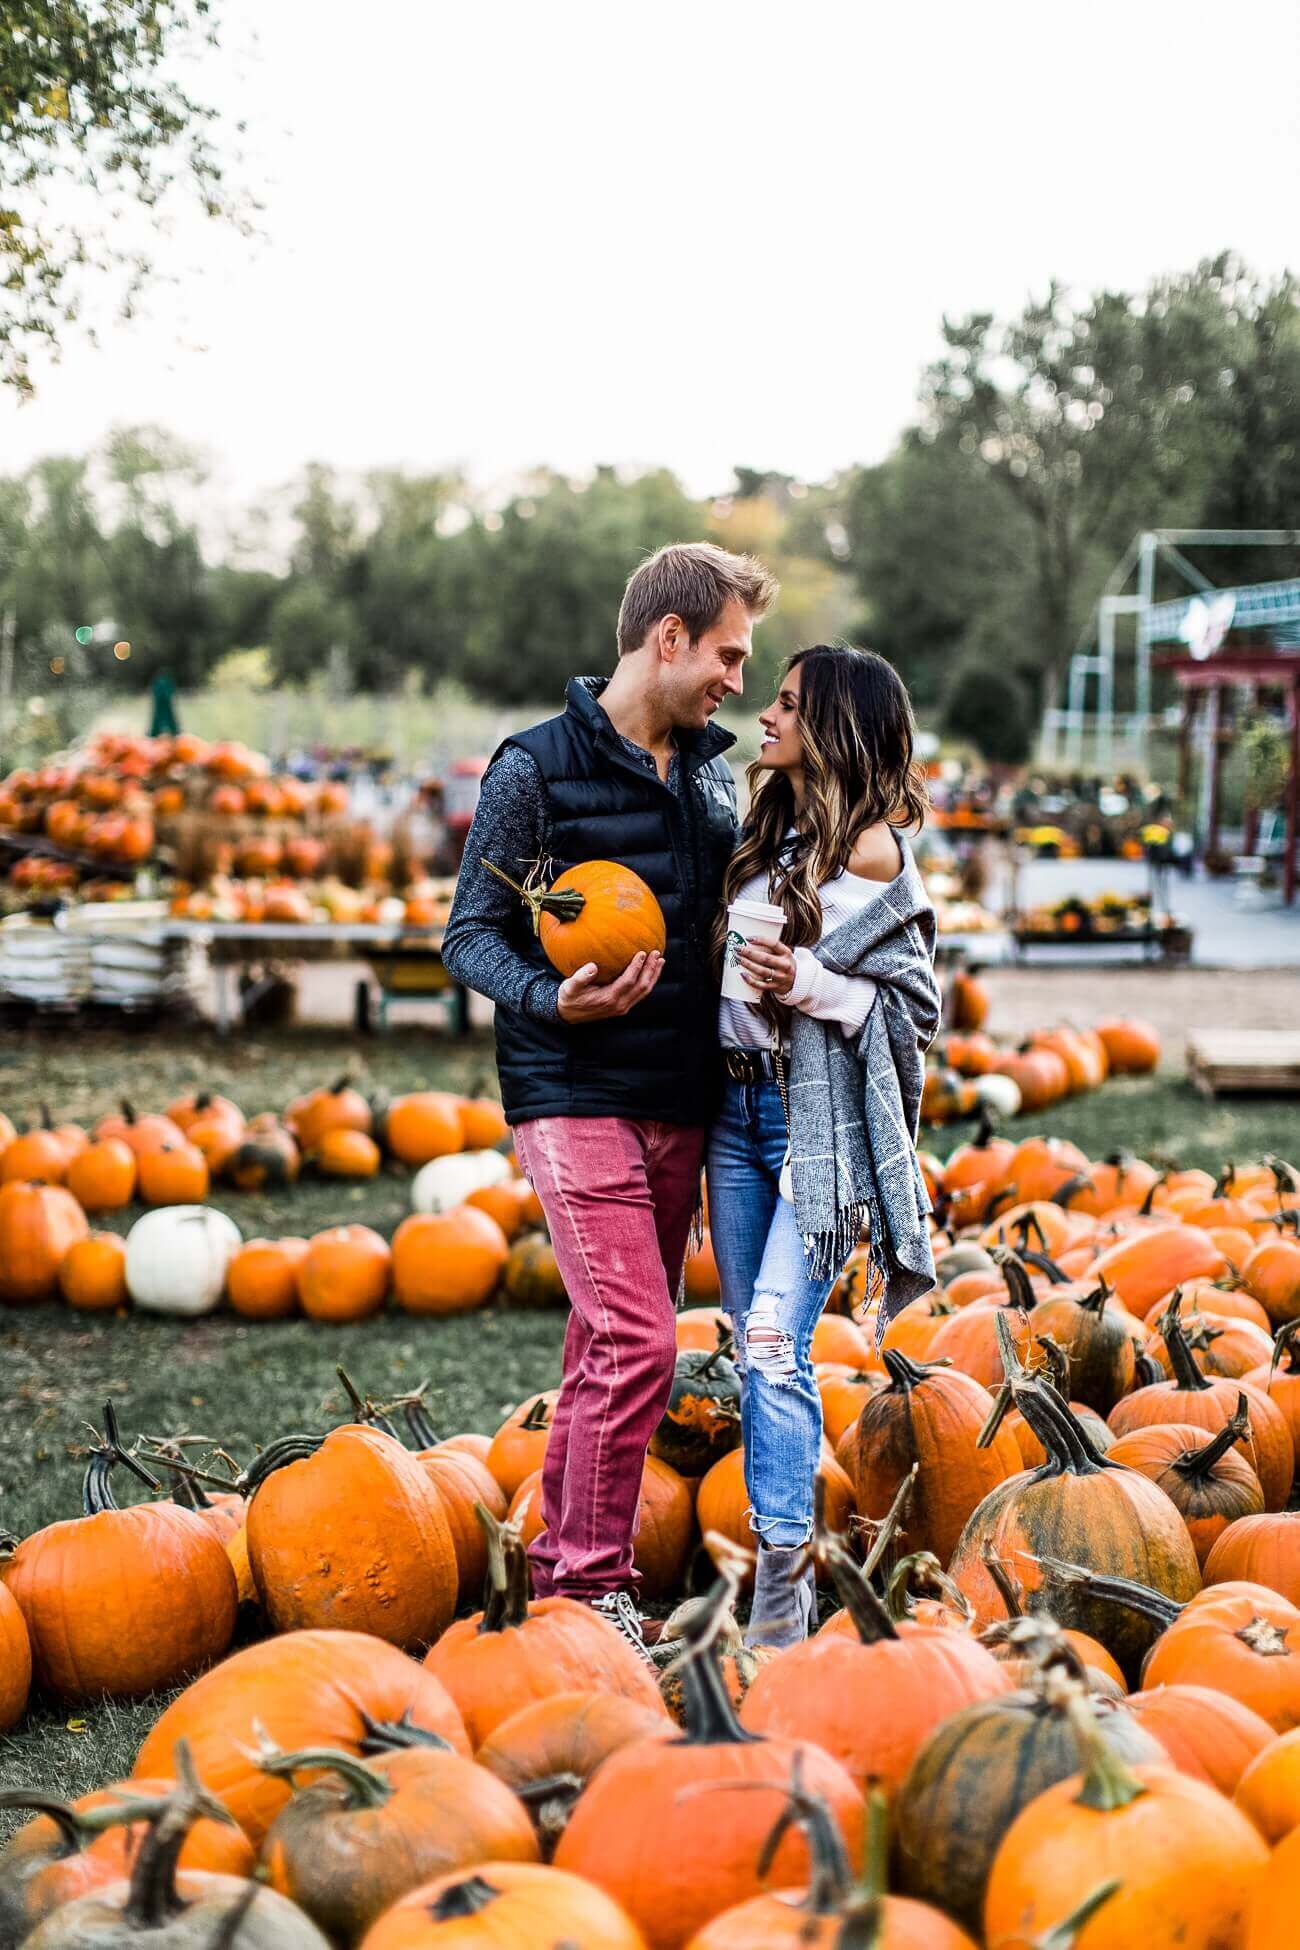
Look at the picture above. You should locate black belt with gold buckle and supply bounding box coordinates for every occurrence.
[722,1046,782,1085]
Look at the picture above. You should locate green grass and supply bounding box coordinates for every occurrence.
[0,1020,1296,1828]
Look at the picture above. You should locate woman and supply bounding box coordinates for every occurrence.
[707,645,941,1647]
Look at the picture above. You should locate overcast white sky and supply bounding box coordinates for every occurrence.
[1,0,1298,516]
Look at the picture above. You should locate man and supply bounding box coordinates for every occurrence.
[442,541,777,1651]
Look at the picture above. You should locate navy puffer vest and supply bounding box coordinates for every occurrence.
[493,676,737,1127]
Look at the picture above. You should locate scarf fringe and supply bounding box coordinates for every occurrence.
[803,1200,870,1288]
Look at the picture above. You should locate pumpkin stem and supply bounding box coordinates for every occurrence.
[206,1882,261,1950]
[82,1401,161,1516]
[1028,1553,1185,1628]
[335,1366,400,1439]
[1032,1881,1124,1949]
[989,1246,1037,1314]
[520,1395,552,1434]
[431,1874,501,1920]
[983,1181,1020,1224]
[879,1349,931,1393]
[238,1434,326,1496]
[474,1502,533,1632]
[1064,1689,1148,1812]
[1174,1394,1253,1482]
[122,1741,238,1929]
[854,1462,918,1584]
[254,1739,393,1810]
[1265,1153,1300,1196]
[1272,1321,1300,1378]
[668,1571,763,1746]
[751,1754,853,1919]
[0,1792,89,1855]
[481,858,586,934]
[1214,1160,1235,1199]
[1013,1378,1109,1478]
[1034,1334,1072,1400]
[357,1709,453,1756]
[1159,1291,1212,1395]
[1019,1248,1071,1285]
[885,1552,973,1626]
[1138,1172,1168,1216]
[982,1539,1026,1617]
[1052,1172,1095,1211]
[825,1539,900,1645]
[512,1772,587,1856]
[1131,1337,1164,1388]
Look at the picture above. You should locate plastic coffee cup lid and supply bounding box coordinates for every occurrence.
[727,898,785,925]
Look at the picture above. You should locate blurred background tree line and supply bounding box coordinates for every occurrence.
[1,253,1297,765]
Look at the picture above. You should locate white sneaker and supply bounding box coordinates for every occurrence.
[589,1589,655,1664]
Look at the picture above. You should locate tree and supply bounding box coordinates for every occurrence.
[918,262,1246,713]
[943,658,1033,767]
[840,437,1036,711]
[1,0,252,396]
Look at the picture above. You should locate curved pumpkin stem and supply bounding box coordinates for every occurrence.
[357,1709,453,1756]
[1051,1172,1096,1211]
[121,1741,238,1930]
[430,1875,504,1921]
[1029,1881,1124,1949]
[239,1434,326,1496]
[1138,1172,1168,1217]
[0,1792,89,1856]
[1266,1154,1300,1196]
[253,1736,393,1809]
[1271,1320,1300,1378]
[1019,1248,1071,1286]
[885,1551,973,1627]
[1174,1394,1253,1483]
[989,1246,1037,1313]
[482,858,585,935]
[981,1538,1026,1618]
[751,1753,853,1920]
[82,1401,161,1516]
[1034,1334,1072,1400]
[1132,1336,1164,1388]
[1027,1553,1185,1629]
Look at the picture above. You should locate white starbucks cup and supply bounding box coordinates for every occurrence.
[720,897,787,1002]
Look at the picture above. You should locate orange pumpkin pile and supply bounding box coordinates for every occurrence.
[922,1015,1161,1125]
[6,1102,1300,1946]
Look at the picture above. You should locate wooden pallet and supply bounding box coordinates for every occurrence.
[1186,1031,1300,1097]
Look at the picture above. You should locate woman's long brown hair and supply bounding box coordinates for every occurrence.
[714,645,929,1034]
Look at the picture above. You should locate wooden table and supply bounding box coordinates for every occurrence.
[1186,1031,1300,1097]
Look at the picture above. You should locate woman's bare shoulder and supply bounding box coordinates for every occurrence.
[845,822,903,883]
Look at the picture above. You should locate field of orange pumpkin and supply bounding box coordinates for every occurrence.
[3,1095,1300,1946]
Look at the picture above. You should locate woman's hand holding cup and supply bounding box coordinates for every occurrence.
[735,936,797,998]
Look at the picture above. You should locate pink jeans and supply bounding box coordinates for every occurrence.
[511,1115,704,1600]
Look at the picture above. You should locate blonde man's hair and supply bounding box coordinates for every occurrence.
[616,542,778,657]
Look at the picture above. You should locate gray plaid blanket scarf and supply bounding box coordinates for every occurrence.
[786,834,940,1340]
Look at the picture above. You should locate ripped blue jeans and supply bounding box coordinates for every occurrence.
[706,1075,840,1547]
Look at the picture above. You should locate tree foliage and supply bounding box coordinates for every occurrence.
[0,0,250,396]
[0,254,1295,747]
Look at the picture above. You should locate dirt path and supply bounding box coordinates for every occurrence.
[982,966,1299,1058]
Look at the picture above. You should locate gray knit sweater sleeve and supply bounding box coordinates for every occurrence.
[440,746,562,1022]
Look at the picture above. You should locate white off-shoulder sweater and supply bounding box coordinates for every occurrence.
[718,858,885,1052]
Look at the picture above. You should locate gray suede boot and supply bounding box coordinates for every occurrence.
[744,1541,815,1649]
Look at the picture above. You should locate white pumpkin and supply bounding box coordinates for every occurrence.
[125,1205,242,1316]
[972,1072,1023,1120]
[410,1148,512,1215]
